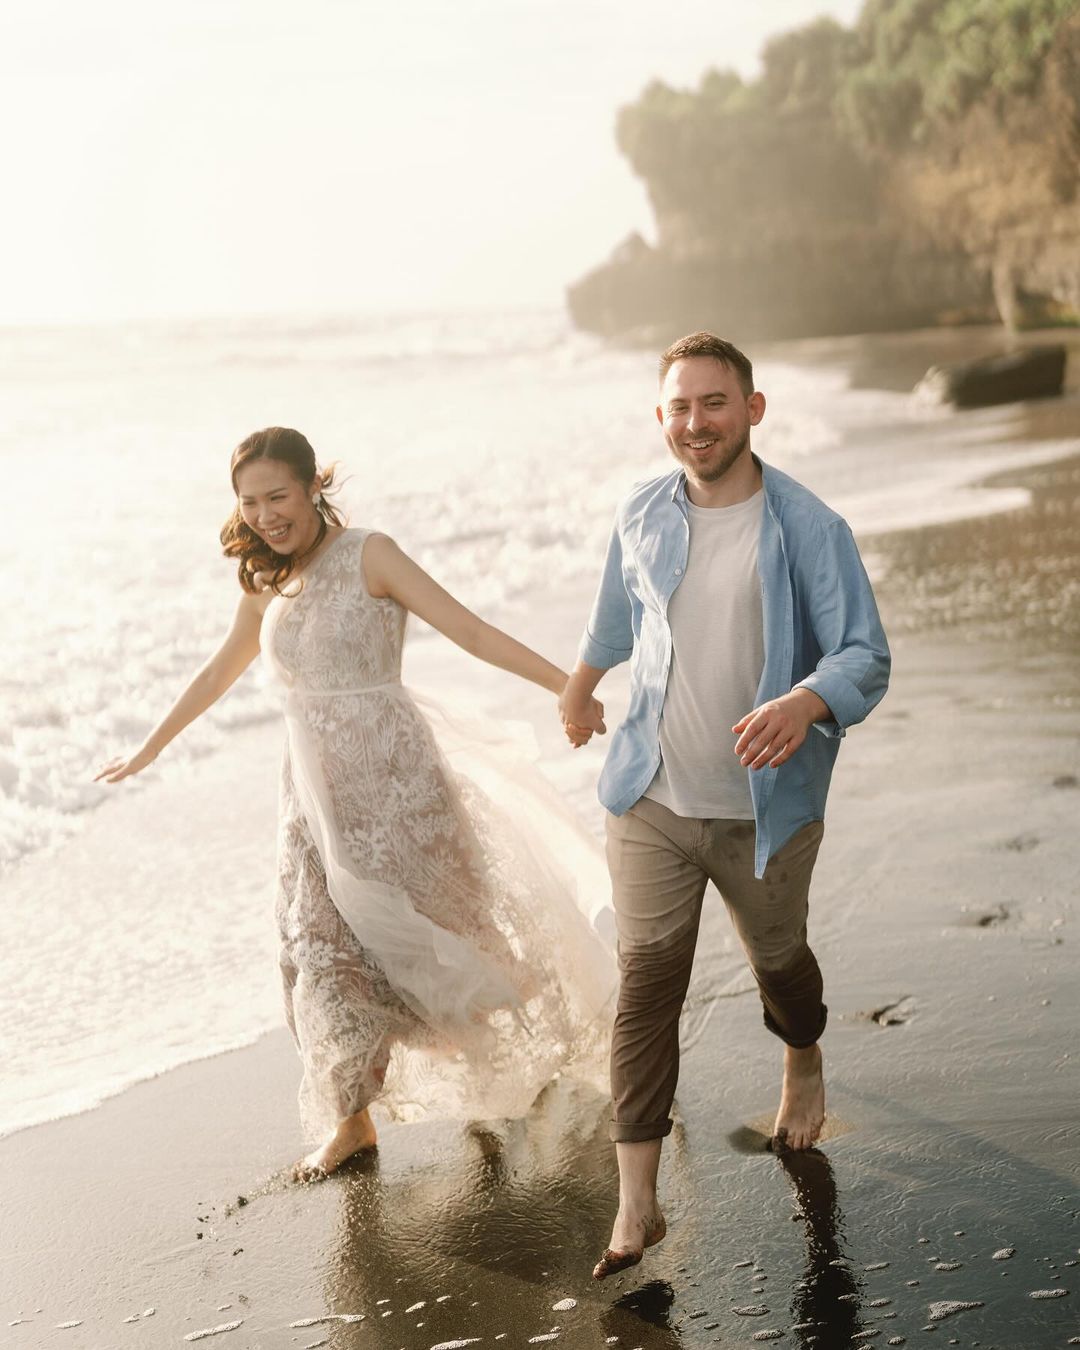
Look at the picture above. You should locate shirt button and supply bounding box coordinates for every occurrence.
[674,567,683,576]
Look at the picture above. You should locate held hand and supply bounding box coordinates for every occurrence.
[732,689,826,770]
[559,689,606,750]
[93,746,159,784]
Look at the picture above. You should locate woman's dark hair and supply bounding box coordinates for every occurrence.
[220,427,346,594]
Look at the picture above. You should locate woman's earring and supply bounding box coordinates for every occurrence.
[312,493,323,508]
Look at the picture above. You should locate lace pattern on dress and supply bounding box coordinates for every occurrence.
[262,528,614,1138]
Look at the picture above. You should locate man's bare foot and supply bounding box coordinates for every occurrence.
[592,1208,667,1280]
[293,1109,377,1181]
[771,1042,825,1152]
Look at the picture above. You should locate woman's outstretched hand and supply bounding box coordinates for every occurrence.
[94,746,158,784]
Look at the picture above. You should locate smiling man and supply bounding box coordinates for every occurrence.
[559,331,890,1280]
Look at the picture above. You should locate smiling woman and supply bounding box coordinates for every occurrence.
[221,426,346,595]
[92,420,614,1182]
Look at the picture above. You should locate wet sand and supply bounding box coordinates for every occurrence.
[4,456,1080,1347]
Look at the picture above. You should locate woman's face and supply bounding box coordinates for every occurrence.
[235,458,321,555]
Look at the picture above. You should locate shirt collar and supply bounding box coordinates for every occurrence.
[670,454,768,502]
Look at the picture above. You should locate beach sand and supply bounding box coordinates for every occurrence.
[4,453,1079,1349]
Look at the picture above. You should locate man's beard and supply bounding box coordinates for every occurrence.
[672,424,750,483]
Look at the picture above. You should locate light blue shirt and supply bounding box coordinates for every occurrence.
[579,459,891,878]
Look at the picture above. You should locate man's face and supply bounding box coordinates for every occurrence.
[657,357,764,485]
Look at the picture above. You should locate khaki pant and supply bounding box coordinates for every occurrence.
[605,797,826,1143]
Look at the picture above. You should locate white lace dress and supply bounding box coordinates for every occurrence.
[260,528,615,1140]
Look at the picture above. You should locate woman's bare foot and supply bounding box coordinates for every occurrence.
[772,1042,826,1152]
[293,1109,377,1181]
[592,1208,667,1280]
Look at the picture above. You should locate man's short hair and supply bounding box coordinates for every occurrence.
[658,332,754,396]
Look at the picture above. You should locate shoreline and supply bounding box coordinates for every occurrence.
[4,628,1077,1346]
[757,322,1080,396]
[869,447,1080,651]
[5,437,1080,1346]
[6,323,1080,1349]
[12,418,1077,1150]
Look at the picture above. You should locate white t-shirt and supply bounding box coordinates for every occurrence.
[644,490,765,819]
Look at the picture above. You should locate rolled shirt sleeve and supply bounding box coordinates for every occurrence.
[795,520,891,738]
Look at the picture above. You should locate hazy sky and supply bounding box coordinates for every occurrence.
[2,0,863,325]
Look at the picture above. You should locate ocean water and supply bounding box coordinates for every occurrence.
[2,307,1075,1139]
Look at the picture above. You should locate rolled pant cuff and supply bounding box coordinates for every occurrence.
[609,1117,674,1144]
[763,1002,828,1049]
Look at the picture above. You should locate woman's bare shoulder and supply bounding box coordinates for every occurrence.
[358,530,404,596]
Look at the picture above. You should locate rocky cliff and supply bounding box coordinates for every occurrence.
[568,1,1080,344]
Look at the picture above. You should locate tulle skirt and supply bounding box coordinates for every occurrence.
[274,683,615,1140]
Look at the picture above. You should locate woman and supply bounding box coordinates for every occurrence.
[97,426,612,1180]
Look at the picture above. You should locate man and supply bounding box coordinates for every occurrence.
[559,332,890,1280]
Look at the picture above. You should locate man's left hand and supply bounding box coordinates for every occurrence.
[732,688,830,770]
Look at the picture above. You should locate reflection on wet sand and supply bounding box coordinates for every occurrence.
[778,1148,861,1347]
[308,1064,875,1350]
[598,1280,682,1346]
[321,1077,624,1344]
[242,1046,1080,1348]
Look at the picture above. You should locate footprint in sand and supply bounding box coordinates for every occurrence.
[850,995,916,1026]
[972,904,1011,928]
[1001,832,1040,853]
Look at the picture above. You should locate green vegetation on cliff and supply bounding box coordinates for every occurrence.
[570,0,1080,342]
[839,0,1077,148]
